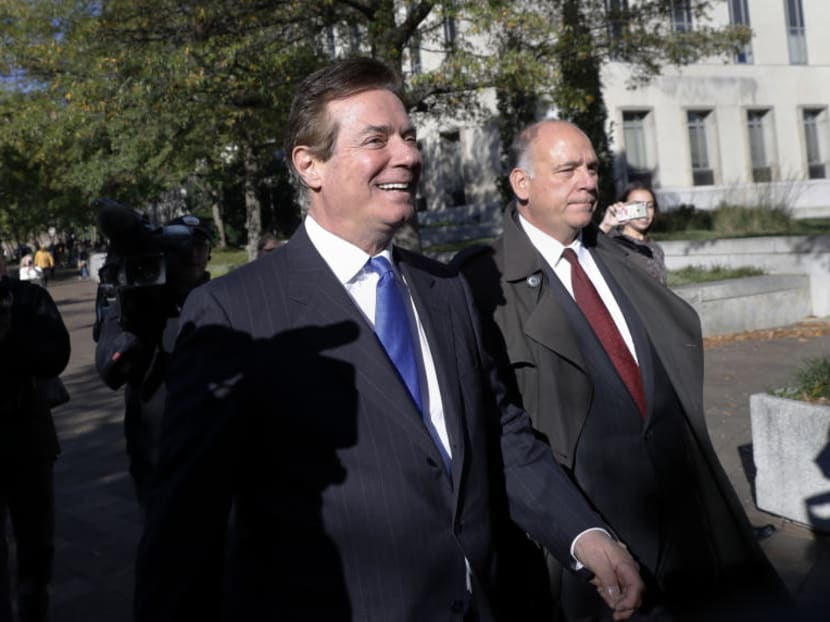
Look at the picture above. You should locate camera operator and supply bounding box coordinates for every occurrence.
[0,253,71,622]
[94,214,211,510]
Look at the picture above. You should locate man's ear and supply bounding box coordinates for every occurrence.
[292,146,323,191]
[509,168,530,202]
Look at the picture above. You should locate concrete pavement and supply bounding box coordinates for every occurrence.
[35,275,830,620]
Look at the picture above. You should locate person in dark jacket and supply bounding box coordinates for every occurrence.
[455,120,791,621]
[94,215,211,509]
[0,254,70,622]
[133,58,645,622]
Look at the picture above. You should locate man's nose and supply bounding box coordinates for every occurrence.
[391,136,421,168]
[578,166,598,190]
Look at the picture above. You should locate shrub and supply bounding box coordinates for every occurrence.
[771,355,830,404]
[655,203,795,236]
[651,204,712,233]
[667,264,765,287]
[710,204,792,236]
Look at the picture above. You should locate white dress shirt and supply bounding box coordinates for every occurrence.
[305,214,605,576]
[304,216,453,472]
[518,215,627,564]
[519,214,639,364]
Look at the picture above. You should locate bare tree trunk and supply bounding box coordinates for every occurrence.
[209,188,228,249]
[243,143,262,262]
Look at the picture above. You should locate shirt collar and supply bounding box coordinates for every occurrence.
[304,215,394,285]
[517,213,585,268]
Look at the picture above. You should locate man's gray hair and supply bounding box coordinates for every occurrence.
[510,119,590,184]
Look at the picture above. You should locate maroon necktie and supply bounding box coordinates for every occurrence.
[561,248,647,418]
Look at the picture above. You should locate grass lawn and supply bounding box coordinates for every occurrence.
[208,248,249,277]
[667,265,765,287]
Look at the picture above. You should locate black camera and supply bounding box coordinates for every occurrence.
[96,198,206,289]
[93,199,211,342]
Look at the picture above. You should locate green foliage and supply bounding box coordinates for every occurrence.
[652,205,830,241]
[208,247,249,277]
[667,264,764,287]
[488,0,749,204]
[2,0,751,245]
[555,0,615,210]
[710,205,793,237]
[771,356,830,404]
[651,204,713,234]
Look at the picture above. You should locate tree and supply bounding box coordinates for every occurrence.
[2,0,749,253]
[489,0,751,206]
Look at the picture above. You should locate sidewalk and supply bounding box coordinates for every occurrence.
[41,275,830,620]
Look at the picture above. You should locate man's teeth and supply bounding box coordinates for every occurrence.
[378,183,409,190]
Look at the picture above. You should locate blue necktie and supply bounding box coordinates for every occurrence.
[368,256,423,412]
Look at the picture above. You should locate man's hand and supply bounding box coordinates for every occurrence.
[573,530,644,620]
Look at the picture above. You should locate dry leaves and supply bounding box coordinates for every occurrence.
[703,320,830,350]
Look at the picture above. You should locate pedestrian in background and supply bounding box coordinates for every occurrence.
[33,247,54,288]
[0,254,70,622]
[599,182,667,285]
[94,215,212,510]
[17,255,42,285]
[255,233,281,259]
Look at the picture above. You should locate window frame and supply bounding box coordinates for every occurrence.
[621,109,658,187]
[746,108,777,183]
[686,109,717,186]
[670,0,693,33]
[728,0,753,64]
[801,107,829,180]
[784,0,807,65]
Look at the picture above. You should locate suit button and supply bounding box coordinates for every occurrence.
[450,599,465,613]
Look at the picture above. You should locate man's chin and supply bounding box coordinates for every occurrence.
[382,200,416,224]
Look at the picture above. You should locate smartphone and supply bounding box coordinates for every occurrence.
[616,201,649,223]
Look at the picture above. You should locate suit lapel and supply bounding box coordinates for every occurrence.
[398,254,464,485]
[284,229,449,465]
[590,242,656,425]
[501,208,586,373]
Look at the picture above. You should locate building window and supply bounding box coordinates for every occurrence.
[440,130,466,207]
[324,27,336,59]
[747,109,775,183]
[802,108,828,179]
[622,110,656,186]
[687,110,715,186]
[606,0,629,56]
[409,37,422,74]
[784,0,807,65]
[671,0,693,33]
[407,3,423,74]
[728,0,753,64]
[348,24,363,54]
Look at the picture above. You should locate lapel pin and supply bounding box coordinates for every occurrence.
[526,274,541,288]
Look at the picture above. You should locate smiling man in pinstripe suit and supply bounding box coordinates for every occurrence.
[134,58,644,622]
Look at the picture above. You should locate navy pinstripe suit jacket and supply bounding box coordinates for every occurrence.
[134,225,601,622]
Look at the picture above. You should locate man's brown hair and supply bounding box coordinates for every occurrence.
[284,57,406,203]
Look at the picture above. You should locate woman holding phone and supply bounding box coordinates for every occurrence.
[599,181,667,285]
